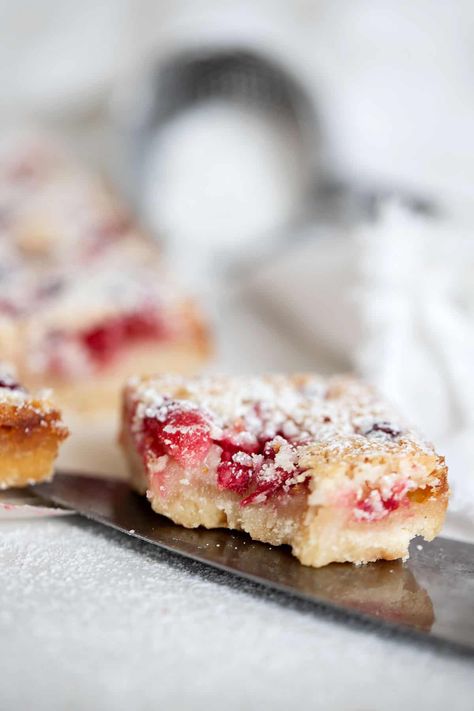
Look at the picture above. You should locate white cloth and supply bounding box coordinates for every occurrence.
[358,204,474,533]
[248,204,474,541]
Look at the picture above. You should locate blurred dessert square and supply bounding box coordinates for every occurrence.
[0,132,210,417]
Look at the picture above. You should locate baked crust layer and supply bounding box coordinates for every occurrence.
[120,373,449,567]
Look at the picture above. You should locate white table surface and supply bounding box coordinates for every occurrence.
[1,516,474,711]
[1,288,473,711]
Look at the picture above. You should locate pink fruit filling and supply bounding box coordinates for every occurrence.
[354,480,411,522]
[80,308,168,365]
[137,399,415,517]
[142,407,212,469]
[46,307,170,376]
[140,401,310,507]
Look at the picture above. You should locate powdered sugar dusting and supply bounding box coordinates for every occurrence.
[126,373,441,510]
[129,373,434,460]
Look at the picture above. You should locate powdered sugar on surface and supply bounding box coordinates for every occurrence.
[0,517,472,711]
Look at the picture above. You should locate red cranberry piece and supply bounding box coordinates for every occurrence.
[365,422,401,439]
[217,458,253,494]
[356,481,406,519]
[162,409,212,467]
[80,309,167,366]
[143,409,212,468]
[262,438,278,458]
[355,497,377,517]
[124,309,166,340]
[141,417,167,458]
[240,468,292,507]
[218,434,260,456]
[215,431,308,505]
[382,495,401,513]
[81,319,123,364]
[382,480,407,512]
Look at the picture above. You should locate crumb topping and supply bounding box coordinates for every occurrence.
[127,373,439,509]
[129,373,432,455]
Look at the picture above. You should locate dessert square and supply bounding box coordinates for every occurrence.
[0,132,210,413]
[0,365,68,488]
[12,241,209,412]
[120,373,448,567]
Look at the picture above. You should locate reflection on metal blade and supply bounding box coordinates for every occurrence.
[36,473,474,654]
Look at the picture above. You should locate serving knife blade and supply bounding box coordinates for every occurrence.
[35,472,474,655]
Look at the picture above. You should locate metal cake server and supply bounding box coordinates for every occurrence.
[36,472,474,655]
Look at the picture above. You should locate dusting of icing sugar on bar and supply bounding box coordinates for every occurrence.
[128,372,433,457]
[124,373,441,512]
[121,373,449,567]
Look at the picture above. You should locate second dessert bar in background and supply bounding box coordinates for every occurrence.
[0,132,210,413]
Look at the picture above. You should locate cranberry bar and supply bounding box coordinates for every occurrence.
[120,374,448,567]
[0,365,68,488]
[9,241,208,412]
[0,132,210,413]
